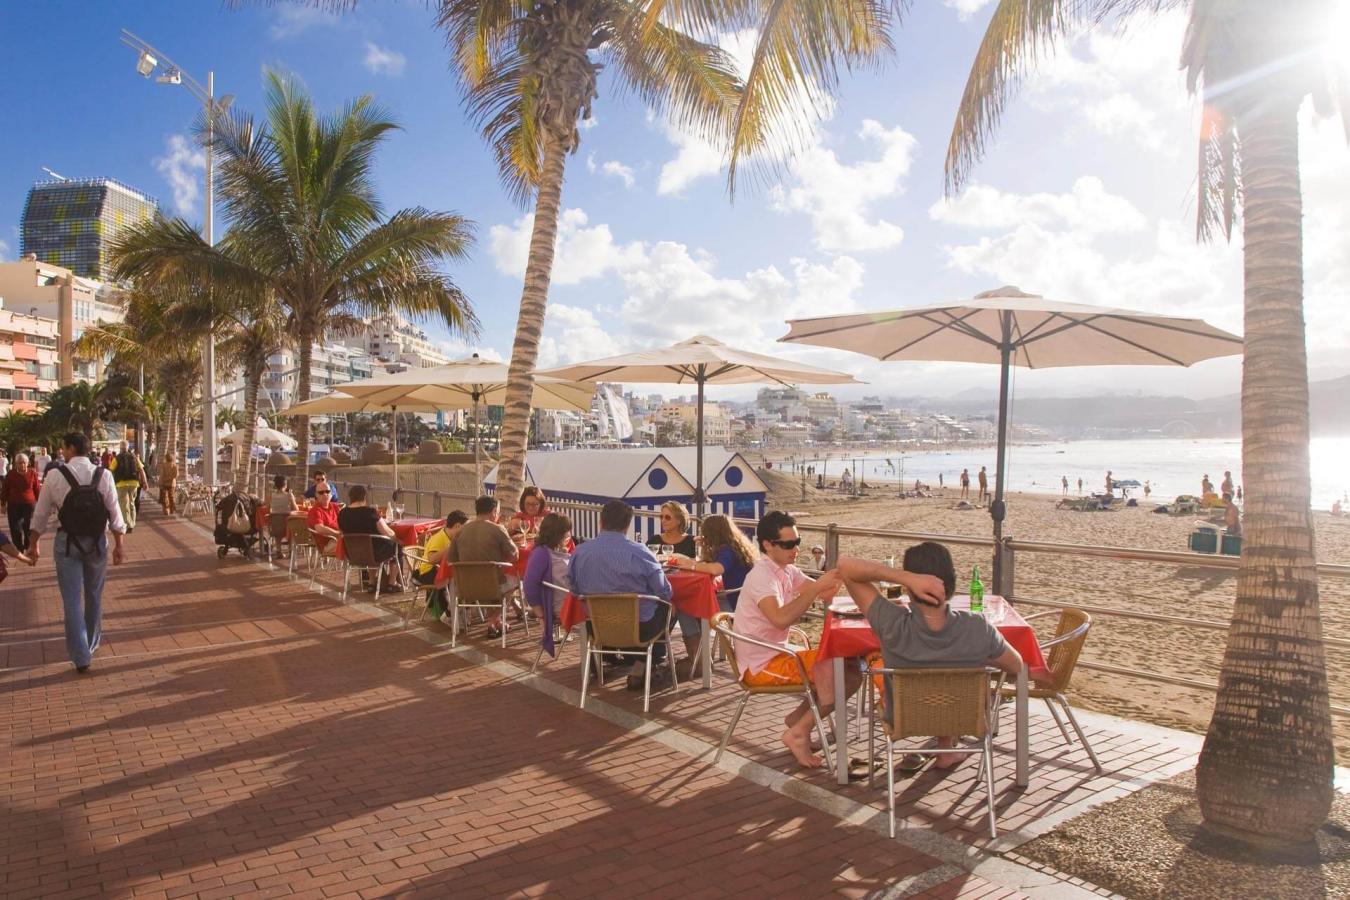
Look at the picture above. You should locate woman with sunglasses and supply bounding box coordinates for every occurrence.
[505,486,548,538]
[646,501,695,557]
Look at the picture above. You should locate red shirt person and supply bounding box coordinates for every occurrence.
[306,484,341,551]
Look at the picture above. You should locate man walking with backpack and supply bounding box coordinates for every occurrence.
[28,433,127,674]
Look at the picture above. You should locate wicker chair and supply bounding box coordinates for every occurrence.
[449,561,526,649]
[339,533,402,604]
[401,548,448,629]
[1001,608,1101,772]
[868,666,1005,839]
[265,510,290,559]
[579,593,677,714]
[711,612,836,778]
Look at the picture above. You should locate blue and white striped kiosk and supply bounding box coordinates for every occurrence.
[483,447,767,541]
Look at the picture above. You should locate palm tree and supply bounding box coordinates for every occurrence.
[112,72,478,483]
[946,0,1344,845]
[41,380,144,444]
[431,0,902,511]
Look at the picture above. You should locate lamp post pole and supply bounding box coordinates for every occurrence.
[121,31,230,488]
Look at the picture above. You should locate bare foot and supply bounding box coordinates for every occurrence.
[932,739,963,769]
[782,729,823,769]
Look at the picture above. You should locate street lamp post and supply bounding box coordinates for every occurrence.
[121,30,232,488]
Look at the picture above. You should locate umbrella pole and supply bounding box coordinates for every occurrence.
[991,315,1012,597]
[695,374,706,519]
[393,405,399,491]
[473,392,483,494]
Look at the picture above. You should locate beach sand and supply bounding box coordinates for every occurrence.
[766,474,1350,755]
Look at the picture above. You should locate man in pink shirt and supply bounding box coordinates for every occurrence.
[733,510,945,769]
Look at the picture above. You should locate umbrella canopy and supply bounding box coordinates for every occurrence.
[220,425,296,450]
[277,392,441,417]
[537,335,859,514]
[335,355,596,490]
[780,285,1244,591]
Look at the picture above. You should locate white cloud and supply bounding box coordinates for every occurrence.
[488,208,645,285]
[154,134,207,216]
[656,118,726,196]
[943,0,996,21]
[362,42,406,77]
[768,120,917,253]
[579,114,598,131]
[930,176,1146,235]
[0,237,10,261]
[586,154,636,189]
[268,4,340,40]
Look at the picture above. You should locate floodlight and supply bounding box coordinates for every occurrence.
[136,51,157,77]
[156,68,182,85]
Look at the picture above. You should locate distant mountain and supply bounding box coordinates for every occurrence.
[895,375,1349,437]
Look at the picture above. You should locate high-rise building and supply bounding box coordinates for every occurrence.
[20,178,158,281]
[343,312,451,372]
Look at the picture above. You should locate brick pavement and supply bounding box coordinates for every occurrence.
[0,509,1189,898]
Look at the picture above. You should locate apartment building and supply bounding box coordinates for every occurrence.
[0,257,123,385]
[0,301,60,413]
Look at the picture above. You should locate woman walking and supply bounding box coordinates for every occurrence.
[158,452,179,516]
[2,453,41,551]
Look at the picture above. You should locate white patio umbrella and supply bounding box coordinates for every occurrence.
[220,425,297,450]
[780,285,1244,592]
[333,355,595,489]
[277,392,449,488]
[537,335,860,515]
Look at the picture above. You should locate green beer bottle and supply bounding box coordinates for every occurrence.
[969,566,984,614]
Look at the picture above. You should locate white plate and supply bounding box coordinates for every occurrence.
[829,601,861,615]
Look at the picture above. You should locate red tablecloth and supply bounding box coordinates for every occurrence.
[389,517,440,547]
[558,570,721,631]
[816,595,1049,680]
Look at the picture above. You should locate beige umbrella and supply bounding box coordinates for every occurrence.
[277,392,446,487]
[335,355,595,489]
[536,335,859,515]
[780,285,1244,591]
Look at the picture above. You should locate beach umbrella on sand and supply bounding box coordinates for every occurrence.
[779,286,1244,593]
[333,355,595,490]
[537,335,859,516]
[220,425,296,450]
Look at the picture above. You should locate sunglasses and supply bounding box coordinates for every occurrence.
[317,490,331,495]
[770,538,802,550]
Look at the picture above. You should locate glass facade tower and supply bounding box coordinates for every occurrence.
[20,178,158,281]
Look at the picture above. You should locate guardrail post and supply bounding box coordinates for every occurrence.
[825,523,839,569]
[434,491,442,518]
[1002,542,1015,602]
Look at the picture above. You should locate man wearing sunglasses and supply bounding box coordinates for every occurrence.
[732,510,945,769]
[306,483,341,553]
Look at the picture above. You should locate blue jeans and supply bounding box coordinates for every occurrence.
[675,591,738,639]
[54,532,107,668]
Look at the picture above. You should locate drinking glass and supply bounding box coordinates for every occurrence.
[660,544,674,563]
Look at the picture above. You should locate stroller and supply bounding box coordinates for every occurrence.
[214,490,261,559]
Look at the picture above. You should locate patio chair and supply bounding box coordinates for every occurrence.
[684,586,741,674]
[868,666,1005,839]
[1002,608,1101,772]
[265,511,289,559]
[529,580,575,673]
[579,593,677,714]
[339,533,402,604]
[401,548,447,629]
[449,561,527,649]
[711,613,836,778]
[286,518,335,588]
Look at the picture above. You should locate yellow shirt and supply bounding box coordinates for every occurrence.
[418,528,451,576]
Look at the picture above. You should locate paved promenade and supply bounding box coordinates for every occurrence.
[1,509,1199,898]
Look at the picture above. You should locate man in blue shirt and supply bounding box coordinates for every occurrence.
[571,500,674,690]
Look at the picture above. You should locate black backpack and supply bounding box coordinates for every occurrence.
[115,451,137,479]
[57,465,111,555]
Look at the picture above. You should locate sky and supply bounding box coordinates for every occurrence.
[1,0,1347,405]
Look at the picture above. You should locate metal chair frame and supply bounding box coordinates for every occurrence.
[402,547,448,629]
[711,614,836,778]
[338,533,402,605]
[578,593,677,715]
[447,561,527,649]
[867,665,1006,839]
[529,580,575,673]
[1002,610,1102,772]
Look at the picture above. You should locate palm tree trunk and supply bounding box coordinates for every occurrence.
[1195,98,1332,845]
[164,405,177,462]
[496,131,568,515]
[294,338,314,484]
[178,396,190,479]
[236,362,262,491]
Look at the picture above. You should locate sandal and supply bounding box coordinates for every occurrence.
[485,624,504,639]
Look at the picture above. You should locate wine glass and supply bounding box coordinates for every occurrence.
[660,543,674,563]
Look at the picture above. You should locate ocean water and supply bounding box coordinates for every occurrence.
[789,437,1350,511]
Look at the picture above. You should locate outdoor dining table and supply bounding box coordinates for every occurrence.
[558,569,722,689]
[815,594,1049,788]
[388,516,441,547]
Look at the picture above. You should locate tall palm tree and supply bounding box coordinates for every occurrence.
[432,0,902,511]
[115,72,478,483]
[946,0,1345,845]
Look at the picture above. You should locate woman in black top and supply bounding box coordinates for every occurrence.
[646,501,696,557]
[338,484,403,589]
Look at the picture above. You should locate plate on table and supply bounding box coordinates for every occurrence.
[829,599,863,618]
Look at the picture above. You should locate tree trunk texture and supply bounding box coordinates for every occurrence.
[177,396,189,476]
[495,131,569,515]
[294,339,314,485]
[1195,99,1333,844]
[164,406,177,462]
[236,364,262,491]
